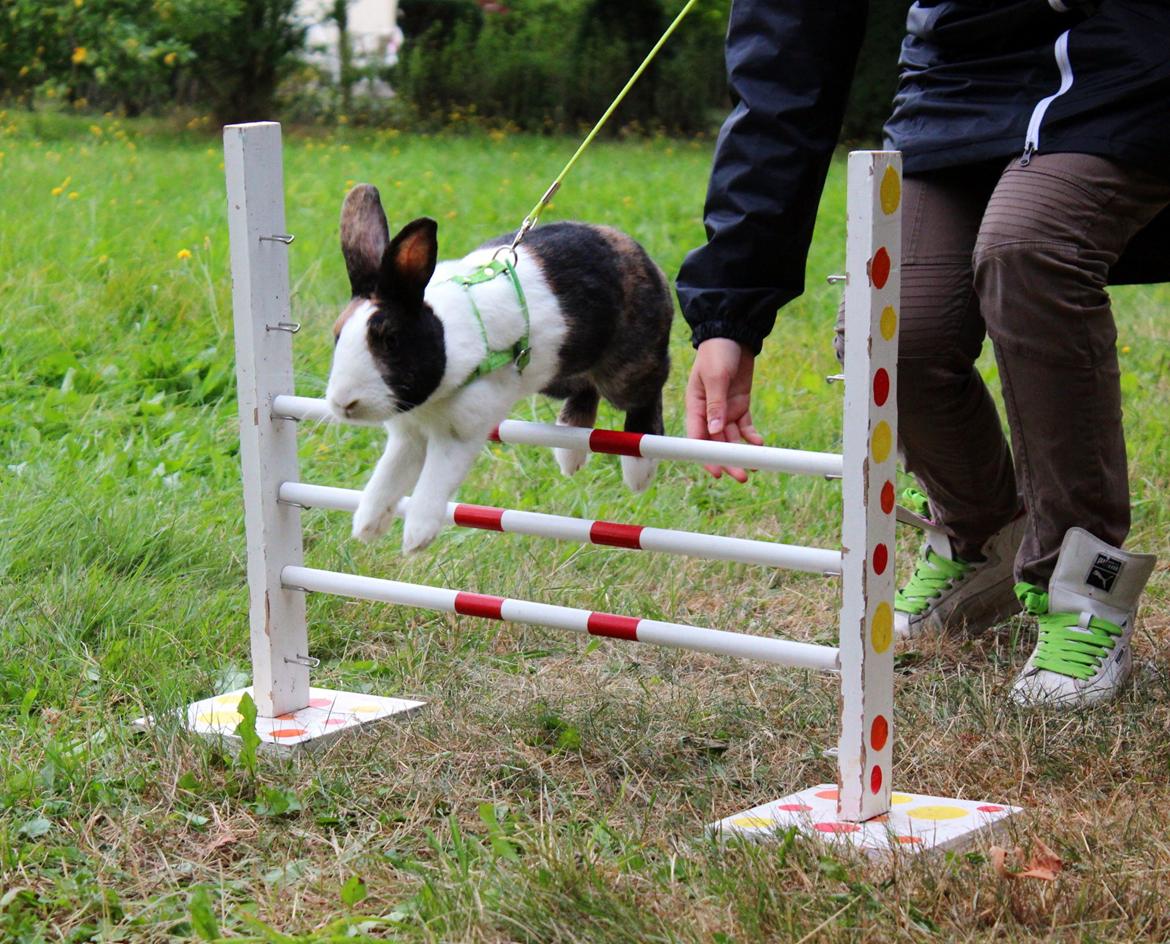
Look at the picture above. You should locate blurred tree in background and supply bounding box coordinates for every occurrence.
[0,0,907,139]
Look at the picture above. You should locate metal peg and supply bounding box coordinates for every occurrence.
[825,373,845,384]
[284,653,320,668]
[826,274,846,284]
[266,321,301,334]
[260,233,295,244]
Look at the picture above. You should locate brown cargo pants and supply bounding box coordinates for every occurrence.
[839,153,1170,586]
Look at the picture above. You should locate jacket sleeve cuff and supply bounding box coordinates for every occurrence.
[690,320,769,356]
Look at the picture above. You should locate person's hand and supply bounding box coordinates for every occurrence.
[684,338,764,482]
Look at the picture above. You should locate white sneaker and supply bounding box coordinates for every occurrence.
[894,510,1026,640]
[1011,528,1156,707]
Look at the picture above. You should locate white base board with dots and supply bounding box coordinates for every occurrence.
[135,687,424,753]
[710,784,1021,854]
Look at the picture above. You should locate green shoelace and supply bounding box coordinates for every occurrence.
[901,487,931,520]
[1015,583,1123,681]
[895,549,972,615]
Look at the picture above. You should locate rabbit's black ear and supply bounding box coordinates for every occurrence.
[380,217,438,306]
[340,184,390,297]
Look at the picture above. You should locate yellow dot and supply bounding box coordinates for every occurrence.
[213,695,242,705]
[871,421,892,464]
[880,165,901,215]
[880,306,897,341]
[197,711,243,727]
[871,602,893,653]
[731,816,775,829]
[906,805,970,821]
[351,704,381,714]
[890,793,912,805]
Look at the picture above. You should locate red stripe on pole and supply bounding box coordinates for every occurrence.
[589,520,645,549]
[487,426,501,442]
[454,592,505,620]
[588,429,644,457]
[453,504,506,531]
[587,612,640,640]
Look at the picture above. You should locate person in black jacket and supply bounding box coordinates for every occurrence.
[677,0,1170,706]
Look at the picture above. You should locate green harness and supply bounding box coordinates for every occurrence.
[447,257,531,388]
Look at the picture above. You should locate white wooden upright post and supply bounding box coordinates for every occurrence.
[836,151,901,821]
[224,121,309,718]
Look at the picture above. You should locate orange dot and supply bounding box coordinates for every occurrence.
[814,822,860,834]
[270,728,307,738]
[872,602,893,653]
[870,715,889,752]
[880,481,895,514]
[895,835,923,845]
[308,698,334,709]
[870,248,891,290]
[815,789,839,800]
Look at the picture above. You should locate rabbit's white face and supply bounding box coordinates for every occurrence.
[323,185,446,423]
[325,299,400,424]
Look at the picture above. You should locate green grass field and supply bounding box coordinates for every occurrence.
[2,110,1170,942]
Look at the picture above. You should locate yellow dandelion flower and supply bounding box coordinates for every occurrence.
[68,191,79,200]
[338,115,349,125]
[74,0,84,7]
[177,249,192,260]
[51,186,64,197]
[71,47,88,65]
[89,124,102,136]
[164,52,177,66]
[445,210,458,220]
[345,179,355,188]
[98,254,109,264]
[340,144,351,152]
[1121,345,1131,354]
[19,66,30,78]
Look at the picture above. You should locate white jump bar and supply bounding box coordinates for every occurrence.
[271,395,844,479]
[279,482,843,575]
[283,565,840,672]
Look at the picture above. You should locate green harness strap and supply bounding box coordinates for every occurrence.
[447,258,531,388]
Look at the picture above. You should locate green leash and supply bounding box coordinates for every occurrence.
[449,0,699,387]
[504,0,701,255]
[448,258,531,388]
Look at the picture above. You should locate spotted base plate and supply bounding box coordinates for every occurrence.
[134,687,424,753]
[709,784,1021,854]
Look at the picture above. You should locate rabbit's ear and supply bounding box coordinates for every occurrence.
[340,184,390,297]
[380,217,438,305]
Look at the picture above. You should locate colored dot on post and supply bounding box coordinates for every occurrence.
[814,822,861,834]
[731,816,775,829]
[880,165,902,215]
[871,715,889,752]
[871,421,892,463]
[977,805,1004,813]
[872,543,889,575]
[873,368,890,407]
[907,805,970,821]
[870,248,891,290]
[870,765,883,794]
[880,481,895,515]
[871,602,893,653]
[880,305,897,341]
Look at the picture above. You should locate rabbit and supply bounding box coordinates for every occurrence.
[324,183,673,553]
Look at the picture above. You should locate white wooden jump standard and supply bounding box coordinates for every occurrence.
[162,122,1017,851]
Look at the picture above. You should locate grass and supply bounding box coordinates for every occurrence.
[1,109,1170,942]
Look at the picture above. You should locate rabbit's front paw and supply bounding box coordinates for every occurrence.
[352,499,395,543]
[401,509,442,554]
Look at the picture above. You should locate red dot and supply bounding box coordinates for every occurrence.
[776,803,812,812]
[870,765,883,793]
[270,727,307,738]
[815,789,839,800]
[325,718,347,726]
[872,544,889,575]
[977,805,1004,813]
[308,698,334,709]
[872,368,890,406]
[880,481,895,515]
[870,715,889,751]
[870,248,891,289]
[814,822,861,834]
[896,835,923,845]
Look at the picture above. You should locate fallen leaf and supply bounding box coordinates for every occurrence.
[1017,839,1062,881]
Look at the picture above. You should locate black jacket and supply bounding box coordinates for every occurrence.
[677,0,1170,354]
